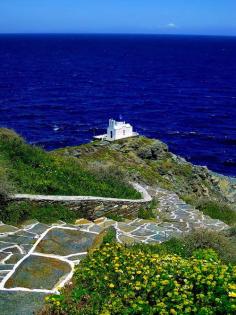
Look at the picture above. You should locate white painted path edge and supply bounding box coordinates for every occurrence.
[13,183,152,203]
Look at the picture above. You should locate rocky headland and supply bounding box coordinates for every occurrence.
[55,136,236,208]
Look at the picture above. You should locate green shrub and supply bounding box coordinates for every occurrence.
[138,207,155,220]
[106,213,124,222]
[180,194,197,205]
[45,243,236,315]
[227,226,236,237]
[129,238,187,258]
[130,230,236,265]
[101,227,117,245]
[192,248,219,261]
[0,167,14,208]
[138,198,158,220]
[182,229,236,264]
[0,174,9,205]
[0,201,78,225]
[159,237,188,257]
[194,199,236,226]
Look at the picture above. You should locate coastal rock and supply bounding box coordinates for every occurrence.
[137,140,168,160]
[54,136,236,206]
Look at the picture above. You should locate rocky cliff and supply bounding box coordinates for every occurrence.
[54,136,236,208]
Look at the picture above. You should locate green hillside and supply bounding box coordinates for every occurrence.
[0,128,140,199]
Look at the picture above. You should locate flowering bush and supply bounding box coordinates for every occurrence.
[46,244,236,315]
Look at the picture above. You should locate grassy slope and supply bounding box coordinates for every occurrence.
[0,128,140,199]
[190,199,236,226]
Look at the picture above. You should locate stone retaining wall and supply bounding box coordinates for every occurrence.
[12,183,152,220]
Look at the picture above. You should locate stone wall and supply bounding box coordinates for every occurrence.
[12,183,152,220]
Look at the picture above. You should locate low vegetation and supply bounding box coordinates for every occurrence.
[105,213,125,222]
[138,198,159,220]
[0,201,78,226]
[181,195,236,226]
[195,200,236,226]
[181,229,236,264]
[44,241,236,315]
[227,226,236,237]
[123,228,236,265]
[0,168,14,206]
[0,128,141,199]
[101,227,117,245]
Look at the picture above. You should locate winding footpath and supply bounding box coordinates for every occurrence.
[0,185,228,315]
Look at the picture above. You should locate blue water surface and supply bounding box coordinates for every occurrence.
[0,34,235,176]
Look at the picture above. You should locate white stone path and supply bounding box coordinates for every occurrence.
[0,185,229,314]
[0,221,100,294]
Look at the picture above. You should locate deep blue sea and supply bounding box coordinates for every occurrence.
[0,34,236,176]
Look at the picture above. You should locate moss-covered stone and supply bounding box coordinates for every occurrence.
[5,255,71,290]
[0,291,48,315]
[35,228,97,256]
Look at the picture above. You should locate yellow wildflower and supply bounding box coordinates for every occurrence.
[229,292,236,298]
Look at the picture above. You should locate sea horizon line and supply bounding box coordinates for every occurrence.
[0,32,235,38]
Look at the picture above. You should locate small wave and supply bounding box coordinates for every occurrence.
[167,131,180,135]
[53,125,60,132]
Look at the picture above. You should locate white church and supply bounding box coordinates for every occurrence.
[94,119,139,141]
